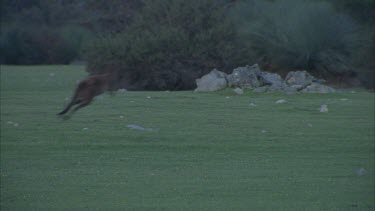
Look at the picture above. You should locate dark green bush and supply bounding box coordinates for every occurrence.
[352,29,375,89]
[230,0,362,78]
[59,25,95,61]
[0,24,45,64]
[85,0,248,90]
[0,24,93,64]
[87,0,373,90]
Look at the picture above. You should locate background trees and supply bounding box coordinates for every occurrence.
[1,0,373,88]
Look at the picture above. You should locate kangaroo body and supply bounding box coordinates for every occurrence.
[58,73,115,117]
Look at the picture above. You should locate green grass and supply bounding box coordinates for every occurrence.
[1,65,374,210]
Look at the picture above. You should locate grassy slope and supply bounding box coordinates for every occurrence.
[1,65,374,210]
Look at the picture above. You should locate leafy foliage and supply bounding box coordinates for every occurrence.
[86,0,245,90]
[1,0,373,88]
[230,0,362,77]
[0,24,93,64]
[0,0,125,64]
[352,28,375,89]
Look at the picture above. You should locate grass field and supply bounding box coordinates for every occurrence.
[1,65,374,210]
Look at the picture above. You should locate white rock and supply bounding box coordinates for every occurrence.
[301,83,335,93]
[234,88,244,95]
[320,104,328,112]
[356,167,367,176]
[249,103,257,107]
[127,124,155,132]
[275,99,287,104]
[195,69,228,92]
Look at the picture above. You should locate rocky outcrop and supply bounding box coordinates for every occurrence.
[195,64,335,93]
[285,71,315,88]
[268,82,297,93]
[259,72,284,86]
[300,83,336,93]
[195,69,228,92]
[227,64,261,88]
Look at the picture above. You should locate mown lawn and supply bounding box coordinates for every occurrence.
[1,65,374,210]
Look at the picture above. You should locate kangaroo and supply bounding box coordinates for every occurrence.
[58,73,117,117]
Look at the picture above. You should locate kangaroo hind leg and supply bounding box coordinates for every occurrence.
[71,98,93,114]
[58,101,74,115]
[57,98,82,115]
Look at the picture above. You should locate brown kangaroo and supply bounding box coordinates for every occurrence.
[58,73,117,117]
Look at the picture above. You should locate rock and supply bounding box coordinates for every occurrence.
[252,85,270,93]
[259,72,283,85]
[275,99,287,104]
[285,70,316,89]
[285,71,334,93]
[356,167,367,176]
[127,124,156,132]
[227,64,262,88]
[314,78,326,84]
[320,104,328,112]
[290,84,305,90]
[268,82,297,93]
[195,69,228,92]
[234,87,244,95]
[301,83,335,93]
[194,65,334,94]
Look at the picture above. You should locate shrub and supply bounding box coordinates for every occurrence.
[0,24,45,64]
[85,0,245,90]
[352,28,375,89]
[0,24,93,64]
[59,25,95,61]
[229,0,362,77]
[86,0,373,90]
